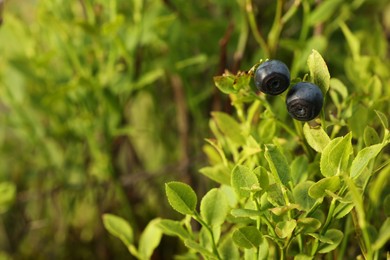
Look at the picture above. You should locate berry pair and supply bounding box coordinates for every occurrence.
[254,60,323,122]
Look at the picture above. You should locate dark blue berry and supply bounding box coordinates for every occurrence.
[286,82,323,121]
[254,60,290,95]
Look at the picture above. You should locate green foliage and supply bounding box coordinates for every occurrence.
[121,49,388,259]
[105,44,388,259]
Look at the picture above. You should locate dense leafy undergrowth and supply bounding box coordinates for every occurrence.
[105,51,390,259]
[0,0,390,259]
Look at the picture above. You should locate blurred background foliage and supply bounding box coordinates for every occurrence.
[0,0,389,259]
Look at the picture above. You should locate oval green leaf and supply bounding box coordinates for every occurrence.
[275,219,297,238]
[157,219,190,240]
[232,226,262,249]
[307,49,330,95]
[102,214,133,247]
[303,123,330,153]
[350,143,386,179]
[364,126,381,146]
[296,218,322,234]
[333,202,354,219]
[293,181,317,211]
[165,182,197,215]
[200,188,229,227]
[199,164,231,186]
[212,112,246,146]
[308,176,341,199]
[290,156,309,185]
[320,133,353,177]
[264,144,291,186]
[138,219,163,260]
[318,229,344,253]
[231,165,258,199]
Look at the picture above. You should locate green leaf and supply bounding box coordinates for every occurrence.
[330,78,348,99]
[367,75,383,100]
[364,126,381,146]
[258,118,276,143]
[138,219,163,260]
[307,49,330,95]
[308,176,341,199]
[375,110,389,130]
[308,0,343,25]
[350,143,386,178]
[275,220,297,238]
[296,218,322,233]
[320,133,353,177]
[290,156,309,185]
[157,219,190,240]
[220,185,238,208]
[253,166,270,190]
[212,112,246,146]
[293,181,317,211]
[303,123,330,152]
[333,203,354,219]
[200,188,229,227]
[213,75,237,94]
[231,165,259,199]
[373,218,390,250]
[199,164,231,186]
[340,22,360,60]
[165,182,197,215]
[266,183,285,207]
[317,229,344,253]
[204,138,228,165]
[232,226,262,249]
[264,144,291,186]
[102,214,133,247]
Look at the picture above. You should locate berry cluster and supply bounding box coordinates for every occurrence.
[254,60,324,121]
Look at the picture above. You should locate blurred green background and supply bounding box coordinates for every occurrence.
[0,0,389,259]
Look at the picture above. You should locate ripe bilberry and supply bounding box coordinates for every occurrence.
[254,60,290,95]
[286,82,323,121]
